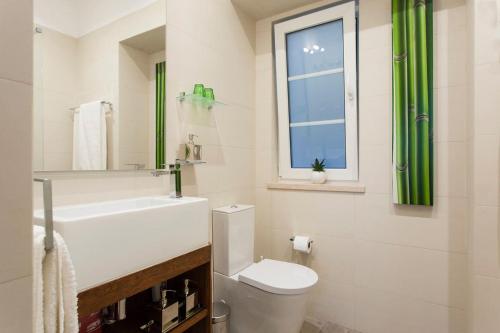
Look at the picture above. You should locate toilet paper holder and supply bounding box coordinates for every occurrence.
[289,236,314,243]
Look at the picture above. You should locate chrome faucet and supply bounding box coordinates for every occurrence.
[151,164,182,198]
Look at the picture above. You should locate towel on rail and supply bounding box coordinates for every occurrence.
[33,226,78,333]
[72,101,107,170]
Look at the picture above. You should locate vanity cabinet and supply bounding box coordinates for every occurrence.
[77,245,212,333]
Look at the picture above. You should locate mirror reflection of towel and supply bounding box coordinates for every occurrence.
[72,101,107,170]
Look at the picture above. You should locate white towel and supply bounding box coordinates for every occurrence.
[33,226,79,333]
[72,101,107,170]
[33,226,46,333]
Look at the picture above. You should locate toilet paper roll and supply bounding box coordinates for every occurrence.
[293,236,312,254]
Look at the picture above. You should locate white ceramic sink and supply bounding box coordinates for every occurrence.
[34,196,209,292]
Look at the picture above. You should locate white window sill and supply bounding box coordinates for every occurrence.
[267,181,365,193]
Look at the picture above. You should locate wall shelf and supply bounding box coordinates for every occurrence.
[176,93,225,109]
[102,308,209,333]
[176,159,206,166]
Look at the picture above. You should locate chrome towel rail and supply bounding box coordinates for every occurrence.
[34,178,54,252]
[69,101,113,112]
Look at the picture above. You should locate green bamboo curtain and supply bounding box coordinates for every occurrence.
[392,0,433,206]
[155,61,166,169]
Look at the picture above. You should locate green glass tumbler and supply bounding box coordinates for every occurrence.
[193,84,205,96]
[203,88,215,101]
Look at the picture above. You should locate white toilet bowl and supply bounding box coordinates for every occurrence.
[212,205,318,333]
[214,259,318,333]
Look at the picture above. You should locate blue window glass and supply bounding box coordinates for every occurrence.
[286,19,346,169]
[286,20,344,77]
[288,73,345,123]
[290,124,346,169]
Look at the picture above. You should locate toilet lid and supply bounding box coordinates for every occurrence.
[238,259,318,295]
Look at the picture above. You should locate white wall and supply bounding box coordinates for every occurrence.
[34,0,80,37]
[0,0,33,331]
[33,27,78,170]
[166,0,256,209]
[255,0,470,332]
[35,0,159,37]
[468,0,500,331]
[76,0,159,37]
[118,44,154,169]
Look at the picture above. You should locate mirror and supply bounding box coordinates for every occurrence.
[33,0,166,172]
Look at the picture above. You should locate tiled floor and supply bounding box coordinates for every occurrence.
[301,321,361,333]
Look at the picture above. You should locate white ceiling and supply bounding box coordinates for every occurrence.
[121,26,166,54]
[34,0,159,37]
[231,0,322,19]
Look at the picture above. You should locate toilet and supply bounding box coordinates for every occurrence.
[212,205,318,333]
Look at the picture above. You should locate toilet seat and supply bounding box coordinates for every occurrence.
[237,259,318,295]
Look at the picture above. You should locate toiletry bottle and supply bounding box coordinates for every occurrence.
[148,289,179,333]
[185,134,198,160]
[184,279,199,317]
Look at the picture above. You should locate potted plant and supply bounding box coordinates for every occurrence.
[311,158,327,184]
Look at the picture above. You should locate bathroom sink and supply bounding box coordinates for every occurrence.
[34,196,209,292]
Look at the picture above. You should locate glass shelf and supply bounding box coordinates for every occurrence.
[176,159,207,166]
[176,93,225,109]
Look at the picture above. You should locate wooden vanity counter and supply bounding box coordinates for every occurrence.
[78,245,212,333]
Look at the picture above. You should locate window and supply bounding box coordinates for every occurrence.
[274,2,358,181]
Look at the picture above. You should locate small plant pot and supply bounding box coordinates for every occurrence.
[311,171,327,184]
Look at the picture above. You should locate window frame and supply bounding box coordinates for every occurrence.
[273,1,359,181]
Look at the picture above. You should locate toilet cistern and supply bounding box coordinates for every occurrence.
[212,204,318,333]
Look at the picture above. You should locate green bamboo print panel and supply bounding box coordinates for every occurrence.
[392,0,433,206]
[155,62,166,169]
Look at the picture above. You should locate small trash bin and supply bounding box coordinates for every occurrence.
[212,301,230,333]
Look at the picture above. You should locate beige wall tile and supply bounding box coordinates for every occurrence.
[0,2,33,330]
[255,0,473,330]
[354,286,466,333]
[473,0,499,65]
[473,134,499,206]
[0,79,33,283]
[435,85,468,143]
[358,144,392,194]
[0,276,32,333]
[358,46,392,98]
[355,194,468,253]
[309,235,356,285]
[308,281,356,329]
[473,276,500,332]
[473,205,500,278]
[474,63,500,136]
[0,0,33,84]
[434,26,468,88]
[355,240,467,308]
[358,94,391,147]
[435,142,468,198]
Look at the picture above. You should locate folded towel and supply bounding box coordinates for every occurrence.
[33,226,78,333]
[33,226,46,333]
[73,101,107,170]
